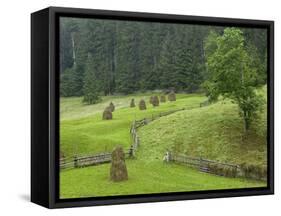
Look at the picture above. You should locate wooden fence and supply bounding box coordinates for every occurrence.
[165,152,240,177]
[128,108,186,157]
[166,152,267,180]
[60,151,133,169]
[60,108,187,170]
[59,158,74,169]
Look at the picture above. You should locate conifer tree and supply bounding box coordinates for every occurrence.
[82,55,101,104]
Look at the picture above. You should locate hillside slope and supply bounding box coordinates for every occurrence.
[60,93,205,157]
[138,99,267,167]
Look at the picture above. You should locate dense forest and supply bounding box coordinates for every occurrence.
[60,18,267,102]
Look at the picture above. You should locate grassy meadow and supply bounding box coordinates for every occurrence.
[60,89,267,198]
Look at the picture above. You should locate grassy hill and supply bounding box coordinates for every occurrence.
[60,93,205,157]
[138,99,267,167]
[60,89,267,198]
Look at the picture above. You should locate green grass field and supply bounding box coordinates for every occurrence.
[60,93,204,156]
[60,90,267,198]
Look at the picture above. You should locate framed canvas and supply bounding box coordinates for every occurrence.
[31,6,274,208]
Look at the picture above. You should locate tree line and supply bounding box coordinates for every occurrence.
[60,18,267,102]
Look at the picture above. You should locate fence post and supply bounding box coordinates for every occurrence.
[74,156,78,168]
[163,151,171,162]
[144,118,148,125]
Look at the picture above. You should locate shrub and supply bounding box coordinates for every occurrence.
[168,91,176,101]
[139,99,147,110]
[130,99,135,107]
[160,95,166,103]
[110,146,128,182]
[102,107,113,120]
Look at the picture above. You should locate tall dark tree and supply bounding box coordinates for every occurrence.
[59,18,267,102]
[82,54,101,104]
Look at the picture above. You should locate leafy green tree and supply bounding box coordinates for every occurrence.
[205,28,264,131]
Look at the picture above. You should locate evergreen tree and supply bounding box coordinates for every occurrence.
[82,54,101,104]
[59,18,267,100]
[174,29,193,91]
[158,31,177,89]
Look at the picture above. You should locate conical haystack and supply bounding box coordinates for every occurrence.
[139,99,147,110]
[110,146,128,182]
[152,96,160,107]
[168,91,176,101]
[103,107,113,120]
[160,95,166,103]
[109,102,115,112]
[149,96,154,104]
[130,98,135,107]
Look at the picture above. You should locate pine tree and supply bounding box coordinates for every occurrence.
[82,55,101,104]
[158,31,177,89]
[174,42,193,91]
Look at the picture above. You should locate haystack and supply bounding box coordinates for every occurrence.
[110,146,128,182]
[130,98,135,107]
[160,95,166,103]
[109,102,115,112]
[102,107,113,120]
[168,91,176,101]
[152,96,159,107]
[149,96,154,104]
[139,99,146,110]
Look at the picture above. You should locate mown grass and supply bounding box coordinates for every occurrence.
[60,93,205,156]
[60,89,267,198]
[138,99,267,167]
[60,160,265,198]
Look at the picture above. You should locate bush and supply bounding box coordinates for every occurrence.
[83,92,101,105]
[168,91,176,101]
[151,96,160,107]
[130,99,135,107]
[109,102,115,112]
[139,99,147,110]
[102,107,112,120]
[160,95,166,103]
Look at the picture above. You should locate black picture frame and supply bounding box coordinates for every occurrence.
[31,6,274,209]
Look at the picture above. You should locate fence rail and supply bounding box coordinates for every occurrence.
[166,152,267,181]
[60,107,188,170]
[60,151,133,169]
[165,152,240,177]
[128,108,186,157]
